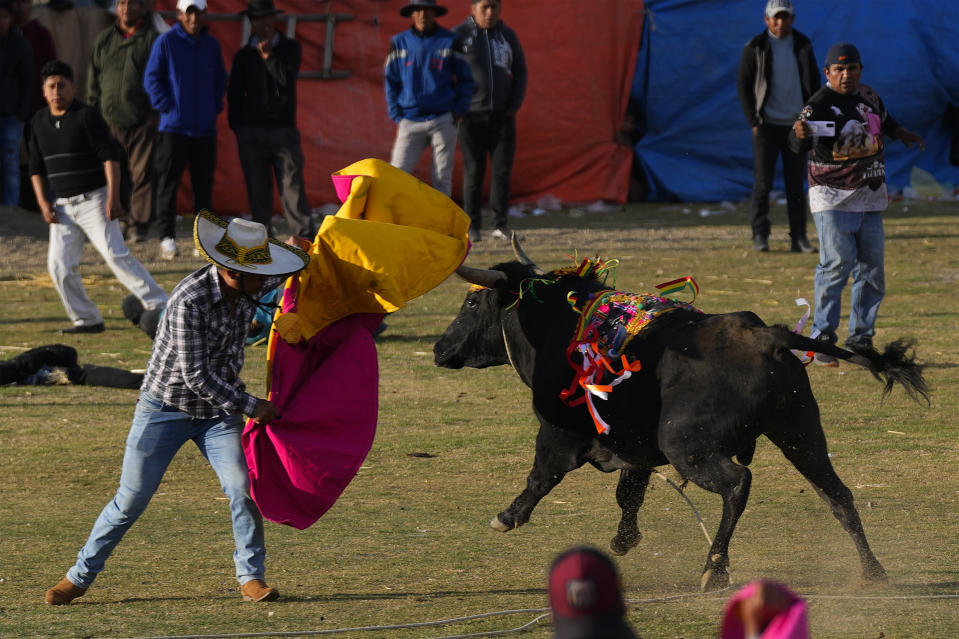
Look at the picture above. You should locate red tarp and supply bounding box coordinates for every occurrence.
[186,0,644,214]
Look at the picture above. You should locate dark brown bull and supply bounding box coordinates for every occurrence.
[434,238,928,590]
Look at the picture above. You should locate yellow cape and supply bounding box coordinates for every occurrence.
[273,158,470,345]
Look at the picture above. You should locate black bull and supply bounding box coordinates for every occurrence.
[433,256,928,591]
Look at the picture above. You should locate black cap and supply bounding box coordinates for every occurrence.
[825,42,861,67]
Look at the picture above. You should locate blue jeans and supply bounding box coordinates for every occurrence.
[0,116,24,206]
[66,393,266,589]
[812,210,885,344]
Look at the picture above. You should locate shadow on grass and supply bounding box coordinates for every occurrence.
[0,315,69,325]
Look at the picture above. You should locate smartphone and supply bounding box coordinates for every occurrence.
[806,120,836,137]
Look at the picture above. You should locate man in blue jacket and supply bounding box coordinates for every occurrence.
[384,0,473,197]
[144,0,227,260]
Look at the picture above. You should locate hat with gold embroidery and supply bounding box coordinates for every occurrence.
[194,209,309,277]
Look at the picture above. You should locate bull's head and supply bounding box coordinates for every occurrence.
[433,234,541,370]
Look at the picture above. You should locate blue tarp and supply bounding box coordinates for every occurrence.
[632,0,959,202]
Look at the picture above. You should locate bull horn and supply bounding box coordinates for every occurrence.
[455,264,507,288]
[510,232,543,274]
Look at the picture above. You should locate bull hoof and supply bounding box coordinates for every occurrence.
[862,562,888,584]
[700,554,730,592]
[700,567,730,592]
[609,531,642,556]
[489,515,514,532]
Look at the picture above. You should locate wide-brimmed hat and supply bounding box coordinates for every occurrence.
[194,210,309,277]
[241,0,282,18]
[399,0,447,17]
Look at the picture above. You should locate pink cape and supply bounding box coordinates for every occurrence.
[241,159,470,529]
[242,277,382,530]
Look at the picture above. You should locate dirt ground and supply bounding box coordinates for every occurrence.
[0,206,48,271]
[0,205,219,278]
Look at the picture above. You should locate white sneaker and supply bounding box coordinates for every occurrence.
[160,237,179,260]
[490,228,510,240]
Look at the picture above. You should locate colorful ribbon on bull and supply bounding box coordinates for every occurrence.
[560,272,702,435]
[792,297,816,366]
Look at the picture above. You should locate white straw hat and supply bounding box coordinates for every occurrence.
[193,210,309,277]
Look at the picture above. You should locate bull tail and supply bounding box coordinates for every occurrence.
[771,327,930,405]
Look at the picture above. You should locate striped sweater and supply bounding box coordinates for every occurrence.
[28,100,121,198]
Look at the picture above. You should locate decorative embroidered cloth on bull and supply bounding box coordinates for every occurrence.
[560,265,702,435]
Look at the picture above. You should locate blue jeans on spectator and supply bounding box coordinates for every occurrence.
[0,116,24,206]
[65,393,267,589]
[812,209,885,344]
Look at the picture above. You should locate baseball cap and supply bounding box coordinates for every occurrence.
[548,547,640,639]
[177,0,206,11]
[765,0,794,18]
[825,42,862,66]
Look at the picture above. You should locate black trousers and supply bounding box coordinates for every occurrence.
[750,123,809,240]
[458,111,516,231]
[154,132,217,239]
[236,125,314,238]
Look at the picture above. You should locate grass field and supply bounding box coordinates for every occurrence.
[0,201,957,638]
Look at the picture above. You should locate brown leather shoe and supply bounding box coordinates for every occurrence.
[241,579,279,602]
[45,577,87,605]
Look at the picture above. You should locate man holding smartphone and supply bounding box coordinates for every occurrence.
[789,42,923,365]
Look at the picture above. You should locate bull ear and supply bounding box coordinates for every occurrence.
[454,264,508,288]
[510,232,544,275]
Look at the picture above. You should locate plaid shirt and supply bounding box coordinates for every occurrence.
[141,265,282,419]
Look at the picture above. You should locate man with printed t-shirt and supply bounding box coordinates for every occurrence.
[789,42,923,366]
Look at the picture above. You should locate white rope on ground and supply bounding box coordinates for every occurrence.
[93,608,551,639]
[802,593,959,600]
[625,584,734,605]
[90,588,959,639]
[653,470,713,546]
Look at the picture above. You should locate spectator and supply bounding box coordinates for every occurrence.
[0,0,33,206]
[737,0,819,253]
[789,42,923,364]
[720,579,809,639]
[384,0,473,197]
[28,60,168,334]
[228,0,314,239]
[87,0,160,243]
[11,0,55,113]
[547,546,641,639]
[144,0,228,260]
[44,211,309,606]
[453,0,526,242]
[11,0,55,212]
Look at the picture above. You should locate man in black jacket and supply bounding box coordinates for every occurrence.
[454,0,526,242]
[737,0,818,253]
[228,0,313,239]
